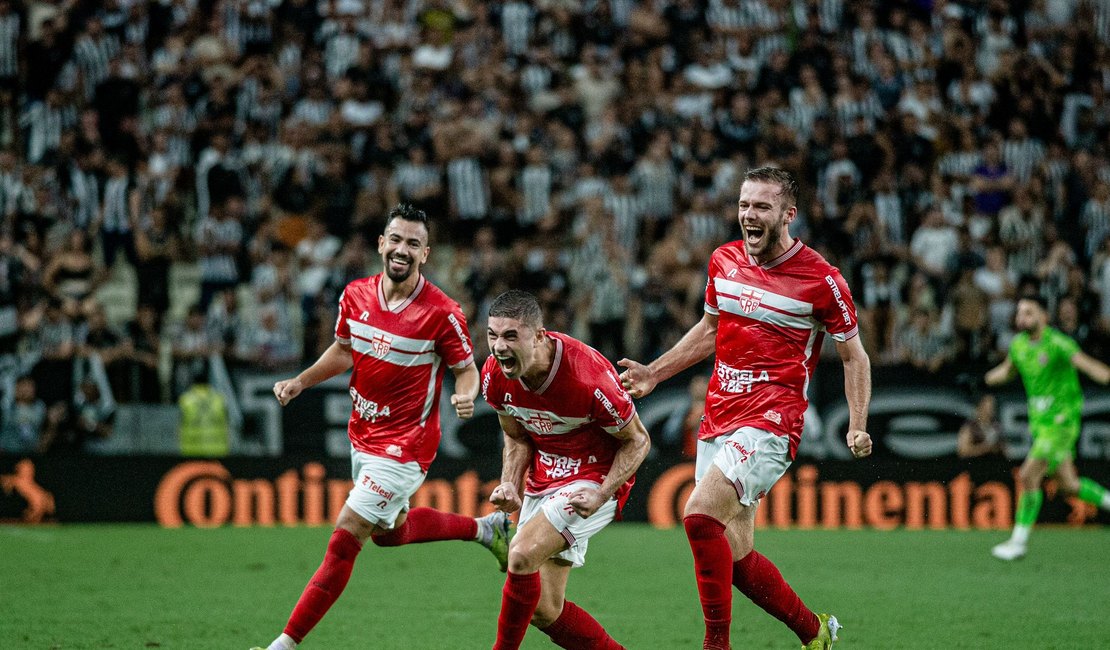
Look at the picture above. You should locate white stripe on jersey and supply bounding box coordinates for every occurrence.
[347,319,435,354]
[420,357,440,426]
[494,405,592,436]
[713,278,814,315]
[350,337,437,367]
[716,295,815,330]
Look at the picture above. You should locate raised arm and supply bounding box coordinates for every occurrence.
[568,413,652,518]
[273,341,353,406]
[1072,351,1110,385]
[984,356,1016,386]
[836,335,872,458]
[489,414,534,514]
[619,312,718,398]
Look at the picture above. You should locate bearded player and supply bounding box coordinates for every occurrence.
[483,290,650,650]
[620,167,872,650]
[252,204,510,650]
[986,295,1110,560]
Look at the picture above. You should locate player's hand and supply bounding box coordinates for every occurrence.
[273,378,304,406]
[490,482,522,513]
[617,358,657,399]
[451,393,474,419]
[567,487,607,519]
[847,430,871,458]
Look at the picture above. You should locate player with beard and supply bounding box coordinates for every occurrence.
[252,204,511,650]
[483,290,650,650]
[986,295,1110,560]
[619,167,872,650]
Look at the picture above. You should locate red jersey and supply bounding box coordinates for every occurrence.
[702,238,859,457]
[334,274,474,470]
[481,332,638,510]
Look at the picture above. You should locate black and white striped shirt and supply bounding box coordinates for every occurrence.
[100,175,132,234]
[519,163,552,226]
[0,10,19,78]
[447,157,488,220]
[196,216,243,283]
[501,1,533,57]
[73,33,120,99]
[1002,138,1046,183]
[19,101,77,164]
[392,162,441,201]
[69,165,101,229]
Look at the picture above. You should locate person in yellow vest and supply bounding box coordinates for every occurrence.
[178,364,229,456]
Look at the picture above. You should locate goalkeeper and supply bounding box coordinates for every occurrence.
[985,295,1110,560]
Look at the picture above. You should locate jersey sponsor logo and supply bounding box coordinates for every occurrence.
[349,387,391,422]
[538,449,582,479]
[717,362,770,394]
[386,444,403,458]
[371,332,394,358]
[360,475,396,500]
[481,372,490,399]
[447,313,472,354]
[763,409,782,425]
[725,439,754,464]
[594,388,623,422]
[824,275,853,326]
[739,287,765,314]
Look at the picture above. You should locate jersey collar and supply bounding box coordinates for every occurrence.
[745,238,803,269]
[520,335,563,395]
[377,273,426,313]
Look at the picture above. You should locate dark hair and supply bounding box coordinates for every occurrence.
[387,203,429,228]
[488,290,544,330]
[744,166,799,206]
[1018,293,1049,312]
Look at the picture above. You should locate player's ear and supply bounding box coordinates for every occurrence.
[377,234,385,252]
[783,205,798,224]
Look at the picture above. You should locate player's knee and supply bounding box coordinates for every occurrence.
[1058,478,1080,495]
[506,546,541,574]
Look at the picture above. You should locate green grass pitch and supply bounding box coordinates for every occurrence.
[2,523,1108,649]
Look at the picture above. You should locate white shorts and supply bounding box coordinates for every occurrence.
[519,480,618,568]
[346,449,426,529]
[695,427,792,506]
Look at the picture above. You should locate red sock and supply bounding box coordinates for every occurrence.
[493,570,542,650]
[684,514,732,650]
[541,600,626,649]
[284,528,363,642]
[370,507,478,546]
[732,550,819,643]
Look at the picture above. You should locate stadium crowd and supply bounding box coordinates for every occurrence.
[3,0,1110,454]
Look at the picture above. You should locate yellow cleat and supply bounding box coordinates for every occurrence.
[802,613,840,649]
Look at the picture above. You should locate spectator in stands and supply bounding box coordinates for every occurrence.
[0,376,62,453]
[957,394,1005,458]
[121,304,162,403]
[170,305,221,399]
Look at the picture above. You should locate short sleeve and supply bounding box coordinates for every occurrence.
[815,269,859,342]
[334,288,351,343]
[437,304,475,369]
[591,362,637,434]
[704,252,721,316]
[1055,331,1080,359]
[480,356,506,413]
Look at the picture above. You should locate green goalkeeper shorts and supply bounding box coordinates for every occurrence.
[1028,409,1081,473]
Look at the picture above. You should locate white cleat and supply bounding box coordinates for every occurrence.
[991,539,1026,561]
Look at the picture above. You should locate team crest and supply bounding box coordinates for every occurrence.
[372,332,393,357]
[739,287,765,314]
[524,412,554,434]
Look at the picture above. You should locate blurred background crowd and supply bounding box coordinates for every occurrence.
[2,0,1110,456]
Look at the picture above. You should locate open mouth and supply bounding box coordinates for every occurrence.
[388,256,412,274]
[495,355,518,375]
[744,225,765,248]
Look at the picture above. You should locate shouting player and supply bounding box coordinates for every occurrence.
[619,167,872,650]
[986,295,1110,560]
[483,290,650,650]
[252,204,510,650]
